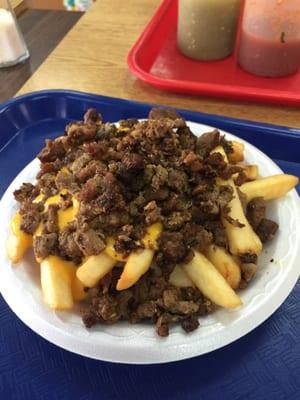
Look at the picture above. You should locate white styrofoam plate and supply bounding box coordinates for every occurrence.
[0,122,299,364]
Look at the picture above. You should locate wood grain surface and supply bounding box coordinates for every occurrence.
[0,10,82,102]
[17,0,300,128]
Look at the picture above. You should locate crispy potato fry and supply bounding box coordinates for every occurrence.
[6,233,30,264]
[142,222,163,250]
[206,245,241,289]
[117,248,154,291]
[40,256,74,310]
[228,141,245,163]
[105,237,128,262]
[213,146,263,256]
[221,181,262,255]
[183,251,242,308]
[240,174,299,202]
[71,272,87,301]
[6,212,33,263]
[233,164,259,183]
[169,265,194,288]
[76,252,116,288]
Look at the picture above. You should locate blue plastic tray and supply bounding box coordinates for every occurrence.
[0,90,299,400]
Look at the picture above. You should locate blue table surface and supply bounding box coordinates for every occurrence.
[0,91,299,400]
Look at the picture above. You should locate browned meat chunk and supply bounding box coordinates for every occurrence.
[182,223,213,252]
[158,231,187,265]
[151,165,169,190]
[83,108,102,125]
[156,313,180,337]
[162,288,199,315]
[75,229,105,256]
[37,139,66,163]
[135,301,157,319]
[55,171,79,193]
[38,173,58,197]
[66,122,97,144]
[181,315,200,333]
[34,233,58,260]
[117,153,144,183]
[79,176,102,202]
[240,253,258,264]
[83,141,108,160]
[240,263,257,283]
[204,221,228,249]
[70,153,92,175]
[168,169,189,193]
[114,234,139,255]
[196,129,220,157]
[144,201,161,225]
[58,225,82,262]
[164,210,191,231]
[82,313,97,328]
[247,197,266,230]
[46,204,59,233]
[75,160,106,183]
[256,219,279,242]
[148,107,181,121]
[92,294,120,323]
[14,183,38,203]
[19,201,42,234]
[183,151,203,172]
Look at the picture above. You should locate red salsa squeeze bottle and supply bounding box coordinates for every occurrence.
[238,0,300,78]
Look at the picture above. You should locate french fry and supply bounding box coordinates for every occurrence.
[169,265,194,288]
[141,222,163,250]
[116,248,154,291]
[40,256,74,310]
[213,146,262,256]
[105,237,128,262]
[76,252,116,288]
[71,272,87,301]
[6,212,33,264]
[116,223,163,290]
[183,251,242,308]
[240,174,299,202]
[228,141,245,163]
[206,245,241,289]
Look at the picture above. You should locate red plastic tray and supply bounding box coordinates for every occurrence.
[127,0,300,107]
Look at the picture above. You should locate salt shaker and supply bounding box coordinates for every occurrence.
[0,0,29,68]
[238,0,300,77]
[177,0,242,61]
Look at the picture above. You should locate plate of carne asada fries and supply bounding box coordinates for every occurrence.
[0,109,299,364]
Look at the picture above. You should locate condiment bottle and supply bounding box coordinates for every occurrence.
[0,0,29,68]
[238,0,300,77]
[177,0,241,61]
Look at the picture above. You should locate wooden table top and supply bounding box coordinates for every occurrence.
[17,0,300,128]
[0,10,82,102]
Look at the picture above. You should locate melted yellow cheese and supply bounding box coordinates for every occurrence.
[44,190,67,208]
[34,191,79,236]
[32,193,44,203]
[104,223,163,262]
